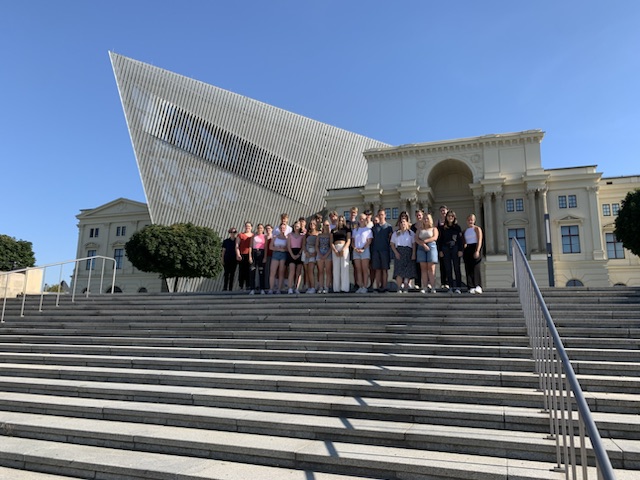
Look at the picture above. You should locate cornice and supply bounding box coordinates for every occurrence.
[363,130,545,159]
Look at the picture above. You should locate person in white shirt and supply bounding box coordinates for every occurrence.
[352,214,373,293]
[390,218,416,293]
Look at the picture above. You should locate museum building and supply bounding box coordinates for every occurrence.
[73,54,640,293]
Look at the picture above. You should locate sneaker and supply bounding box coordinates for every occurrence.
[454,288,461,294]
[469,287,477,294]
[443,284,449,290]
[430,288,437,294]
[249,290,255,295]
[260,290,266,295]
[420,289,426,294]
[287,288,294,294]
[475,286,483,294]
[306,288,315,294]
[295,289,300,294]
[274,290,280,295]
[267,290,273,295]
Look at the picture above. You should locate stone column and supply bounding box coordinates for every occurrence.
[483,192,495,254]
[527,189,540,253]
[496,192,506,254]
[587,185,606,260]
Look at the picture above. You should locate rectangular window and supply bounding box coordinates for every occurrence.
[612,203,620,215]
[558,195,567,209]
[391,207,399,219]
[116,226,127,237]
[506,199,514,213]
[568,194,577,208]
[86,249,96,270]
[343,210,349,218]
[515,198,524,212]
[605,233,625,259]
[385,208,391,219]
[602,204,611,216]
[89,227,99,238]
[508,228,526,254]
[561,225,581,254]
[114,248,124,269]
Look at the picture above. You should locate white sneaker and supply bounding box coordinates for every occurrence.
[420,289,426,294]
[469,287,477,294]
[454,288,461,294]
[475,286,483,294]
[288,288,294,294]
[260,290,266,295]
[249,290,255,295]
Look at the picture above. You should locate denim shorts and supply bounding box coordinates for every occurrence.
[272,251,287,261]
[353,248,371,260]
[416,242,438,263]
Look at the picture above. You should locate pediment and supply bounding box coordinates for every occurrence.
[77,198,149,220]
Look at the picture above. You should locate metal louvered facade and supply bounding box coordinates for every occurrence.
[110,53,389,236]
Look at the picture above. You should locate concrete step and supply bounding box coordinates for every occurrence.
[0,466,80,480]
[1,374,638,415]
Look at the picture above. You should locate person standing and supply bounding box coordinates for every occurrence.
[286,221,304,294]
[371,209,393,292]
[352,213,373,293]
[221,228,238,291]
[251,223,267,294]
[330,215,351,293]
[316,220,333,294]
[463,214,484,294]
[410,209,425,290]
[235,222,254,292]
[436,205,449,289]
[438,210,464,294]
[303,220,319,293]
[415,213,439,293]
[268,223,289,294]
[263,224,274,291]
[391,217,416,293]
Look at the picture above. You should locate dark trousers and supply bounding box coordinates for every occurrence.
[252,248,266,290]
[439,256,449,286]
[463,244,482,288]
[442,247,462,289]
[223,260,237,291]
[238,254,252,290]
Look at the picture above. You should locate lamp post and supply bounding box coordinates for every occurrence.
[544,213,555,287]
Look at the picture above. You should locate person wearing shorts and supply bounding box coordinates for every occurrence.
[352,213,373,293]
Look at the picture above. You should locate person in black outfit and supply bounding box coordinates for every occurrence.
[437,210,464,294]
[221,228,238,291]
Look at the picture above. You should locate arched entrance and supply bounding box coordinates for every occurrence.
[427,159,476,222]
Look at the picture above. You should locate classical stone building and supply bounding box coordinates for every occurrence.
[326,131,640,288]
[108,53,639,290]
[74,198,165,294]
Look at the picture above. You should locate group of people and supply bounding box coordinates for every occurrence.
[221,205,484,295]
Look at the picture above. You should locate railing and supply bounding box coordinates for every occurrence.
[511,239,615,480]
[1,256,117,323]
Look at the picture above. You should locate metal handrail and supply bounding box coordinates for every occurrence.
[1,256,117,323]
[511,239,616,479]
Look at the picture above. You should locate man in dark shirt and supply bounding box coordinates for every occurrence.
[221,228,238,291]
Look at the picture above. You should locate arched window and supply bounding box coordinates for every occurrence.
[106,286,123,293]
[566,279,584,287]
[138,287,148,293]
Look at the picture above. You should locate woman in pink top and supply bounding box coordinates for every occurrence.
[286,221,304,294]
[250,224,267,294]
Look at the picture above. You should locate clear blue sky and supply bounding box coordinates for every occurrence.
[2,0,639,270]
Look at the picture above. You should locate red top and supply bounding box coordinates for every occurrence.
[237,233,253,255]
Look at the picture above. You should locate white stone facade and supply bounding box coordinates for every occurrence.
[74,198,165,294]
[326,131,640,288]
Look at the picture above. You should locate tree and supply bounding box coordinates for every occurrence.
[0,234,36,271]
[125,223,222,291]
[614,189,640,257]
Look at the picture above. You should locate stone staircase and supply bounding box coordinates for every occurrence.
[0,288,638,480]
